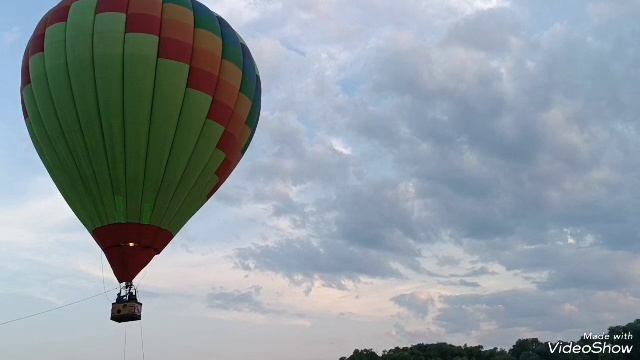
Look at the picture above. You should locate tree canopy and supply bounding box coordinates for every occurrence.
[340,319,640,360]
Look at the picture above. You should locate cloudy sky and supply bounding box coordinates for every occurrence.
[2,0,640,359]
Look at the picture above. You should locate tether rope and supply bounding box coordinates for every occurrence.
[140,321,146,360]
[0,287,118,327]
[100,252,112,303]
[123,324,128,360]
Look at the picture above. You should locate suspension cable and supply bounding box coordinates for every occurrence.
[0,287,118,327]
[140,321,146,360]
[123,324,128,360]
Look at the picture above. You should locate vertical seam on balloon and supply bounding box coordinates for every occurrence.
[140,0,191,224]
[37,7,103,226]
[88,0,119,224]
[64,0,113,227]
[242,76,261,154]
[25,5,96,229]
[25,16,97,229]
[225,46,253,147]
[143,1,190,227]
[242,53,260,128]
[156,19,216,225]
[157,121,213,226]
[121,0,132,223]
[232,45,257,151]
[138,0,164,222]
[31,79,97,229]
[146,0,205,226]
[56,1,110,226]
[166,17,247,224]
[240,55,261,155]
[92,0,130,225]
[42,23,105,226]
[194,42,251,206]
[25,88,95,229]
[120,0,132,220]
[163,146,219,230]
[205,17,245,198]
[201,14,241,169]
[153,3,225,226]
[22,25,79,225]
[24,86,94,229]
[124,0,162,223]
[123,0,135,222]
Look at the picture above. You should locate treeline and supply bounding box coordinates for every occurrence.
[340,319,640,360]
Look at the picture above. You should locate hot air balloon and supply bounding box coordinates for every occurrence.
[20,0,261,322]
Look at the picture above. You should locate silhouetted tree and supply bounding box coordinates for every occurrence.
[340,349,381,360]
[340,319,640,360]
[509,338,542,359]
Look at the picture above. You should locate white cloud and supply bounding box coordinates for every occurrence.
[2,26,21,46]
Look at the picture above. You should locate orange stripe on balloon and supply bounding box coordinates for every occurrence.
[218,60,242,87]
[233,94,253,120]
[191,45,220,74]
[227,113,248,139]
[212,79,240,108]
[239,125,252,147]
[194,29,221,51]
[160,18,194,43]
[162,3,193,24]
[158,2,193,64]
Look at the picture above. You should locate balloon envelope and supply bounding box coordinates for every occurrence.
[20,0,261,283]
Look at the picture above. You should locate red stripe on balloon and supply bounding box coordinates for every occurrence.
[23,6,56,89]
[28,34,45,57]
[47,5,71,26]
[159,38,192,64]
[187,67,217,96]
[208,100,234,126]
[126,13,161,35]
[216,131,241,158]
[28,12,51,58]
[21,45,31,88]
[96,0,129,14]
[217,158,234,178]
